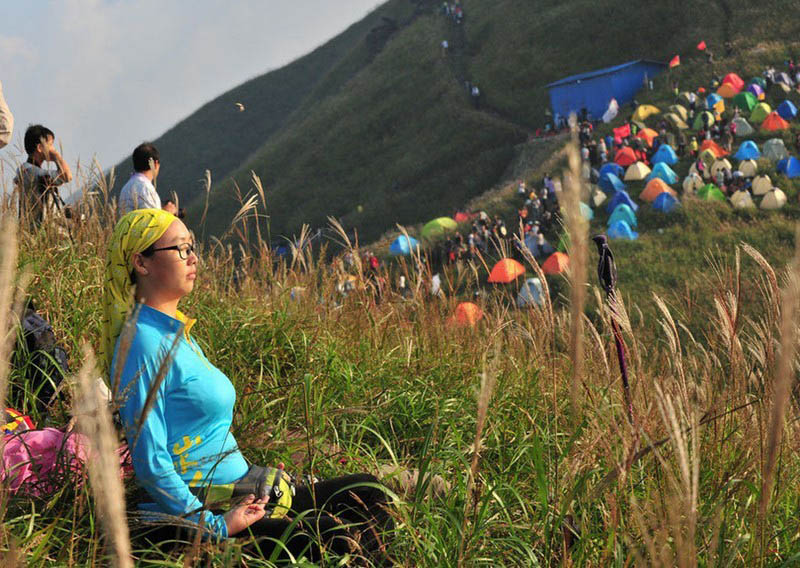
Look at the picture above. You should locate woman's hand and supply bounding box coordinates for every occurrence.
[224,494,269,536]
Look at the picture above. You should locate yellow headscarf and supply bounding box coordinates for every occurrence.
[100,209,177,373]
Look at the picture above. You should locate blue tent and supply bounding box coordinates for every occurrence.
[777,156,800,178]
[653,192,680,213]
[651,144,679,165]
[598,173,626,194]
[579,202,594,220]
[599,163,624,178]
[647,163,679,184]
[706,93,723,110]
[608,220,639,240]
[606,190,639,213]
[777,100,798,120]
[734,140,761,160]
[546,59,667,121]
[390,235,420,256]
[608,203,637,227]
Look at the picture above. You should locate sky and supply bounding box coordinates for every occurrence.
[0,0,380,195]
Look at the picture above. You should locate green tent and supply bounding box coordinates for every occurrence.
[421,217,458,240]
[732,92,757,113]
[608,203,637,228]
[750,102,772,124]
[697,183,726,201]
[693,111,715,130]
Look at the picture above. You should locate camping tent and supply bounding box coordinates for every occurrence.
[516,277,544,308]
[734,140,760,160]
[542,252,569,275]
[636,128,659,147]
[700,139,729,157]
[763,138,788,161]
[598,172,626,194]
[777,100,798,120]
[653,192,680,213]
[664,113,689,130]
[777,156,800,178]
[717,82,739,98]
[732,92,757,112]
[669,104,688,121]
[452,302,483,327]
[776,72,794,86]
[632,104,660,122]
[761,188,787,210]
[647,162,678,184]
[693,111,715,129]
[488,258,526,283]
[421,217,458,240]
[579,202,594,220]
[750,103,772,123]
[678,91,695,106]
[591,187,607,207]
[738,159,758,177]
[608,220,638,240]
[651,144,678,165]
[599,163,624,178]
[750,77,766,90]
[747,83,765,100]
[608,203,637,227]
[761,112,790,131]
[624,161,651,181]
[706,93,725,112]
[732,117,754,136]
[390,235,420,256]
[776,82,792,94]
[606,190,639,213]
[641,178,677,202]
[697,183,726,201]
[722,73,745,92]
[752,175,772,196]
[613,147,637,166]
[683,172,704,193]
[730,190,755,209]
[710,158,733,177]
[699,149,718,168]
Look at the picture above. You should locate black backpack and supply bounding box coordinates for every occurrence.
[11,300,70,412]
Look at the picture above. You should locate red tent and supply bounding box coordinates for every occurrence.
[454,212,472,223]
[722,73,745,93]
[614,147,637,167]
[761,112,790,131]
[451,302,483,327]
[488,258,526,283]
[613,124,631,139]
[699,139,729,157]
[542,252,570,275]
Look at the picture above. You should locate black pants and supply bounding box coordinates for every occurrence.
[136,474,393,565]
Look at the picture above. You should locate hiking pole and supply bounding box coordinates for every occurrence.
[592,235,634,424]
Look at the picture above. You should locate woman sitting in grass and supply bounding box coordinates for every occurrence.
[102,209,393,564]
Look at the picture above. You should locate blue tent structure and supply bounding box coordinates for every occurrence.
[608,220,639,240]
[651,144,679,165]
[706,93,723,110]
[608,203,637,227]
[546,59,667,121]
[599,163,624,178]
[647,163,679,184]
[777,156,800,178]
[653,192,680,213]
[390,235,420,256]
[598,173,626,194]
[606,190,639,213]
[734,140,761,160]
[777,100,798,120]
[516,277,544,308]
[579,202,594,220]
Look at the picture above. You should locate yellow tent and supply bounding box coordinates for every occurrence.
[668,104,688,121]
[699,149,717,168]
[664,113,689,130]
[737,159,757,177]
[632,104,660,122]
[624,161,651,181]
[730,190,755,208]
[752,175,772,196]
[711,158,733,177]
[591,188,607,207]
[760,188,787,210]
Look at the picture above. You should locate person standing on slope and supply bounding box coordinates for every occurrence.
[118,143,178,216]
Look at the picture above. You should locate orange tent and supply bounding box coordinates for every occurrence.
[716,83,739,98]
[488,258,525,283]
[699,139,729,157]
[721,72,745,92]
[640,178,677,202]
[761,111,790,131]
[614,147,637,167]
[635,128,659,147]
[542,252,569,275]
[452,302,483,327]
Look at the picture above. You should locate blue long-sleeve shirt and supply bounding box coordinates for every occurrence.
[112,304,249,539]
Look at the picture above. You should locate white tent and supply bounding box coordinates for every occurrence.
[711,158,733,177]
[516,277,544,308]
[689,161,712,180]
[624,162,651,181]
[730,190,755,209]
[591,188,607,207]
[682,172,704,193]
[732,117,754,136]
[737,159,757,177]
[761,188,787,210]
[752,175,772,196]
[763,138,788,161]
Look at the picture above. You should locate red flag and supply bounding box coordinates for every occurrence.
[697,41,707,51]
[613,123,631,139]
[669,55,680,68]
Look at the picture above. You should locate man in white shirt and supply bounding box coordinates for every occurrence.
[118,143,176,216]
[0,80,13,149]
[14,124,72,226]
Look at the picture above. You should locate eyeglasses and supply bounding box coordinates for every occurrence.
[147,242,196,260]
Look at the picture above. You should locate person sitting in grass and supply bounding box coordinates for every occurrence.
[102,209,394,563]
